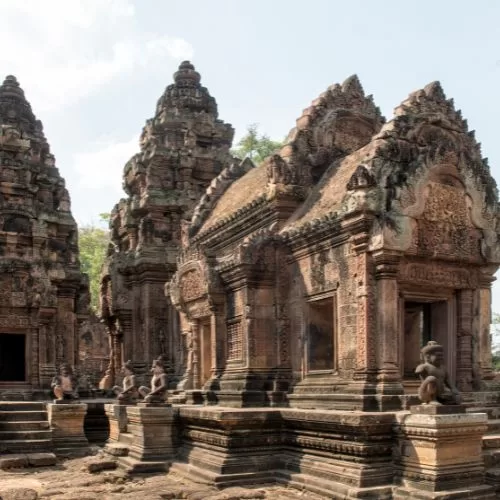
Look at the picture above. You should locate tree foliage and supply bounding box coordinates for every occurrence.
[78,214,110,312]
[492,312,500,370]
[232,123,284,165]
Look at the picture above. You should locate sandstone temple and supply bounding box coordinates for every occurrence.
[0,75,89,396]
[0,63,500,498]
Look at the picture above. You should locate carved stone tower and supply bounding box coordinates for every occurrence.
[100,61,234,384]
[0,75,89,394]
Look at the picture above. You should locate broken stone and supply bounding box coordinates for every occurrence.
[0,454,28,469]
[86,459,117,473]
[27,453,57,467]
[1,488,38,500]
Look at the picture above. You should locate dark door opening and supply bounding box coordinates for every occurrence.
[0,334,26,381]
[307,298,335,371]
[403,300,448,379]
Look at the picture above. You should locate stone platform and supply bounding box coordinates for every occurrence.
[393,407,494,499]
[48,403,89,457]
[172,406,395,499]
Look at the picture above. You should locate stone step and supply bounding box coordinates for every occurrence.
[0,429,52,440]
[0,452,57,470]
[484,449,500,468]
[0,402,46,412]
[483,434,500,449]
[0,439,53,454]
[0,420,49,431]
[467,406,500,419]
[487,419,500,433]
[118,455,170,474]
[0,410,47,421]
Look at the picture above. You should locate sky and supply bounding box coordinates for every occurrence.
[1,0,500,310]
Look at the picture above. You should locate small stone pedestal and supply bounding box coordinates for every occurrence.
[120,404,177,473]
[394,405,495,499]
[104,403,129,441]
[48,403,89,457]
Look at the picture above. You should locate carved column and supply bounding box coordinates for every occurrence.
[354,251,377,380]
[373,251,403,394]
[478,272,495,382]
[190,321,199,389]
[456,289,473,392]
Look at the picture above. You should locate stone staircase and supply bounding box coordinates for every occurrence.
[0,402,54,459]
[465,405,500,493]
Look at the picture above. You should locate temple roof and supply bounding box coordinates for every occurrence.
[0,75,49,150]
[283,80,498,232]
[197,162,266,233]
[155,60,219,118]
[194,75,384,238]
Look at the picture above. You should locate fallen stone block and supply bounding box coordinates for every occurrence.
[86,460,117,473]
[27,453,57,467]
[0,454,28,470]
[1,488,38,500]
[104,443,129,457]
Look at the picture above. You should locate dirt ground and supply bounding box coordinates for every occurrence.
[0,448,323,500]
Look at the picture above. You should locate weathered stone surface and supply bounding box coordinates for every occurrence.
[86,459,117,473]
[26,453,57,467]
[119,406,177,472]
[164,75,500,412]
[99,60,235,392]
[394,410,494,497]
[104,404,128,442]
[0,454,28,469]
[48,403,88,454]
[0,75,92,397]
[0,488,38,500]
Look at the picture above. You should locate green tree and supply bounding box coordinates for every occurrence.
[492,313,500,370]
[78,214,110,312]
[232,123,284,165]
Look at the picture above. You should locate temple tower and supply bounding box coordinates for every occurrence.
[0,75,89,395]
[100,61,234,385]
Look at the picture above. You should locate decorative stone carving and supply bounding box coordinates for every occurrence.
[100,61,234,387]
[113,360,139,404]
[138,356,169,405]
[416,341,461,405]
[0,75,92,395]
[51,363,79,402]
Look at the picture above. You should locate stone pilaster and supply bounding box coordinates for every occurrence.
[48,403,89,456]
[479,272,495,382]
[393,409,494,498]
[373,250,404,408]
[456,289,474,392]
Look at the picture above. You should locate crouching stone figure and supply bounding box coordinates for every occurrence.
[416,340,461,405]
[51,363,79,401]
[113,360,139,404]
[138,356,168,404]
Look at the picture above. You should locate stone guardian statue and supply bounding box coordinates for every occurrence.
[415,341,461,405]
[138,356,169,404]
[51,363,79,402]
[113,360,139,404]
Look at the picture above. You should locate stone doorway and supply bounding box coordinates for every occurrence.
[0,333,26,381]
[306,297,335,372]
[402,298,452,381]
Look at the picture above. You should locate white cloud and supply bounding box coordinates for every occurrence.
[0,0,193,112]
[73,136,139,196]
